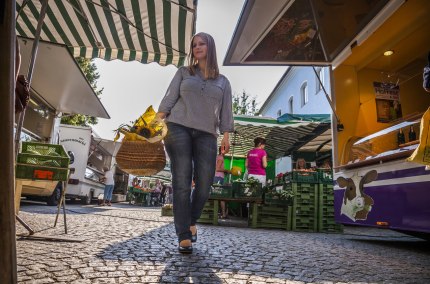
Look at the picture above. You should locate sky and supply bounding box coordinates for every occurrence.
[92,0,286,139]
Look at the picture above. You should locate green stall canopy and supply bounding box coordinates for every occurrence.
[221,114,331,160]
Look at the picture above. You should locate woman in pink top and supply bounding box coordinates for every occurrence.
[245,137,267,186]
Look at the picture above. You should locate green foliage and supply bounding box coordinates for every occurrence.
[60,58,103,126]
[265,184,294,200]
[232,90,258,115]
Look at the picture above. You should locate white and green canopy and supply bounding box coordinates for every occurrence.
[223,115,331,159]
[16,0,197,67]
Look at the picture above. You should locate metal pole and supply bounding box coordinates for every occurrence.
[228,131,237,183]
[312,66,341,124]
[14,0,49,158]
[0,0,18,282]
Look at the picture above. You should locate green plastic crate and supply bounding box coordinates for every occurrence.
[19,142,70,168]
[317,169,334,184]
[210,185,233,198]
[232,182,263,200]
[248,204,291,230]
[291,171,319,183]
[16,164,69,181]
[264,192,292,206]
[161,207,173,216]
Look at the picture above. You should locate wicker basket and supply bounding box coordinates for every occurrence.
[116,140,166,176]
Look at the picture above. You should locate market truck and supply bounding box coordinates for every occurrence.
[224,0,430,237]
[59,125,119,205]
[15,37,110,209]
[329,0,430,238]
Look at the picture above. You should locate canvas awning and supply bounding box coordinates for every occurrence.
[92,137,122,157]
[224,0,402,67]
[16,0,197,67]
[19,37,110,118]
[222,114,331,159]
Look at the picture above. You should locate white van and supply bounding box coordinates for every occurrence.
[59,124,121,204]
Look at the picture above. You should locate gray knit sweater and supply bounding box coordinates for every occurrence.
[158,66,234,136]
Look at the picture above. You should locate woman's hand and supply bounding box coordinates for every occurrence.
[221,132,230,154]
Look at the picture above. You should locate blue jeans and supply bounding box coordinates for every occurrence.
[104,184,114,201]
[164,122,217,242]
[213,176,224,185]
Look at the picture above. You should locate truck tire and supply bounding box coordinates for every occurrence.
[47,182,62,206]
[81,192,93,205]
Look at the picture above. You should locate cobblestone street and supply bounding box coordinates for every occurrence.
[16,202,430,284]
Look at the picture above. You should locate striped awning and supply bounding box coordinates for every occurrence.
[221,115,331,159]
[16,0,197,67]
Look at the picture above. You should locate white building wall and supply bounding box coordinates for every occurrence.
[261,67,331,118]
[260,66,332,175]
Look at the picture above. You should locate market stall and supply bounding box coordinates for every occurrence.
[224,0,430,236]
[203,114,337,232]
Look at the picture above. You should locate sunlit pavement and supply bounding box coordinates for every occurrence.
[16,201,430,284]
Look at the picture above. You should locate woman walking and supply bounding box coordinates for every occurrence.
[156,32,234,253]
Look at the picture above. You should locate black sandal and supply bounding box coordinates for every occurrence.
[178,240,193,254]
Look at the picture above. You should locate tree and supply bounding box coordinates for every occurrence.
[232,90,258,115]
[60,58,103,126]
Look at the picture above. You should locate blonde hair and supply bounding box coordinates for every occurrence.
[187,32,219,79]
[296,158,306,170]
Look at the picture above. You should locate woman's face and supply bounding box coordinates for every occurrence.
[298,160,305,168]
[192,36,207,61]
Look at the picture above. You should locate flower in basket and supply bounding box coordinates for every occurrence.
[114,105,167,143]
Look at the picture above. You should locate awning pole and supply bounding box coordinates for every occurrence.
[312,66,343,130]
[14,0,49,158]
[228,131,237,183]
[0,0,17,282]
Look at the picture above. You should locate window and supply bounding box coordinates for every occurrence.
[289,96,294,114]
[277,109,282,117]
[316,68,324,93]
[301,82,308,107]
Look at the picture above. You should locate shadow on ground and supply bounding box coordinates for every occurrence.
[96,223,223,283]
[94,217,430,283]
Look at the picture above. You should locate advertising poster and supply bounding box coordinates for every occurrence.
[373,82,402,123]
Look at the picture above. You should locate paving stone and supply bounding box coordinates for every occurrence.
[16,203,430,284]
[55,275,80,282]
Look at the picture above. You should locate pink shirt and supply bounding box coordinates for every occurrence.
[247,148,267,175]
[214,155,225,178]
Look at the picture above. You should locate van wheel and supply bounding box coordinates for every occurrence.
[47,183,62,206]
[81,192,93,205]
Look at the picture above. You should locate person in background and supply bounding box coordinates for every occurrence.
[151,179,162,206]
[214,146,230,219]
[245,137,267,186]
[295,158,308,171]
[101,166,115,206]
[156,32,234,253]
[132,177,139,187]
[320,159,332,170]
[160,183,167,205]
[166,185,173,204]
